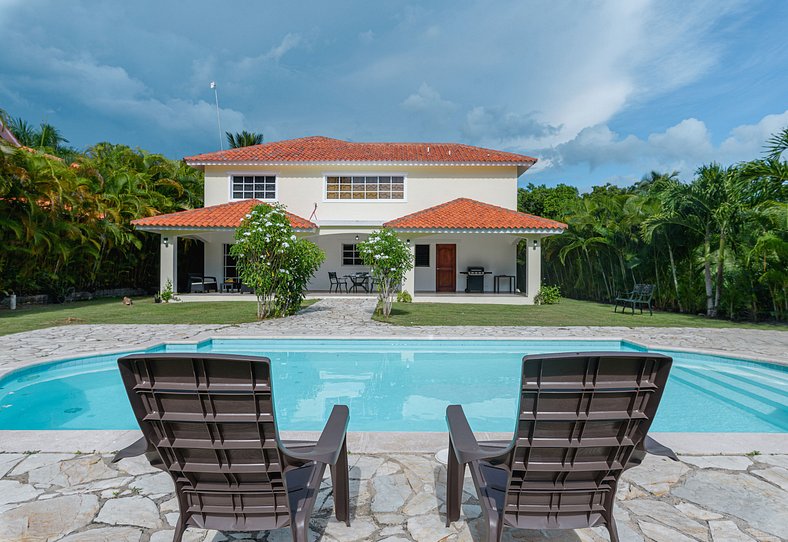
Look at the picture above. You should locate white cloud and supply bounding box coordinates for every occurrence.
[552,110,788,175]
[401,83,454,113]
[462,106,560,144]
[720,110,788,161]
[235,33,304,72]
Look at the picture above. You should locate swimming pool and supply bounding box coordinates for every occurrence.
[1,338,786,432]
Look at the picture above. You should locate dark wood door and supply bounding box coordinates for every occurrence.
[435,244,456,292]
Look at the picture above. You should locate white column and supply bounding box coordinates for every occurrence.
[401,240,416,299]
[525,236,542,303]
[160,234,178,293]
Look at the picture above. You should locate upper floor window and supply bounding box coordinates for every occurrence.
[326,175,405,200]
[232,175,276,200]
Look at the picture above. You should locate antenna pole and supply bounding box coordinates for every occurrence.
[210,81,223,150]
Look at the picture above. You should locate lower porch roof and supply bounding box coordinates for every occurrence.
[130,197,566,235]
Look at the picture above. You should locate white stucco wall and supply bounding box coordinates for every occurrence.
[155,229,546,303]
[408,234,520,293]
[202,164,519,221]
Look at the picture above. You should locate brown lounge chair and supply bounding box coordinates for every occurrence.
[113,353,350,542]
[445,351,675,542]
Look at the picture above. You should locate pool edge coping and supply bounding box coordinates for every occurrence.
[0,430,785,455]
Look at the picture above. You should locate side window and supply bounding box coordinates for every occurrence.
[415,244,430,267]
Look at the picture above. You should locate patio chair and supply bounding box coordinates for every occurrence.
[113,353,351,542]
[187,273,218,293]
[614,284,655,315]
[328,271,348,293]
[445,351,674,542]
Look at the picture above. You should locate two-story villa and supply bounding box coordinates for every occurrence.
[132,136,566,303]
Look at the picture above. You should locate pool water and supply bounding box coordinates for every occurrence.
[0,339,786,432]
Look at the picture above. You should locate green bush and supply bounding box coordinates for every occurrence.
[397,290,413,303]
[534,285,561,305]
[160,279,175,303]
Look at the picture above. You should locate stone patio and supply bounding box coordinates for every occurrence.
[0,450,786,542]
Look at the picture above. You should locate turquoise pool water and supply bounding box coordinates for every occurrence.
[0,339,786,432]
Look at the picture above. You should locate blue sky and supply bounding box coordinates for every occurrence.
[1,0,786,190]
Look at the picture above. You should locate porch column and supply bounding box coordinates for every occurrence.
[525,236,542,300]
[401,241,416,299]
[160,234,178,293]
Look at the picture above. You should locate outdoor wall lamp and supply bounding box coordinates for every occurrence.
[355,235,359,241]
[406,239,411,244]
[163,237,169,247]
[533,239,538,250]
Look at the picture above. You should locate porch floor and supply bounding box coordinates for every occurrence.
[176,291,528,303]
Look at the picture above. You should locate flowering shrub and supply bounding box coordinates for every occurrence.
[231,204,325,319]
[357,228,413,317]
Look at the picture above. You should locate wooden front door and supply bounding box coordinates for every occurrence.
[435,244,456,292]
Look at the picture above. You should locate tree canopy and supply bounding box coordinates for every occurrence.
[521,130,787,321]
[0,111,203,299]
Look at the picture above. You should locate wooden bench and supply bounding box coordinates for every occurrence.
[614,284,655,315]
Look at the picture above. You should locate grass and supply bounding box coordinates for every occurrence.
[374,298,785,329]
[0,297,318,336]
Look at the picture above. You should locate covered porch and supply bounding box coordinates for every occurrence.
[131,198,566,305]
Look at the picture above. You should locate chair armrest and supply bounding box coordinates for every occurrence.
[446,405,500,464]
[204,276,218,282]
[111,436,149,463]
[283,405,349,466]
[643,435,679,461]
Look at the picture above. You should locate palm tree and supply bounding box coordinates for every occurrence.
[226,131,264,148]
[765,127,788,160]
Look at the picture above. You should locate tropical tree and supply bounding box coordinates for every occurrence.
[230,203,324,319]
[357,228,414,317]
[226,131,264,148]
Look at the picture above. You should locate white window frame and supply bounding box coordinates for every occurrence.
[227,171,278,201]
[322,172,408,203]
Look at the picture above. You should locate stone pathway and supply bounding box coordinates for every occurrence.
[0,451,786,541]
[1,299,787,375]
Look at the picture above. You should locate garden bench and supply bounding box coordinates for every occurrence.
[614,283,655,315]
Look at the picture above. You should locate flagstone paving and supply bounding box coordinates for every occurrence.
[1,299,787,375]
[0,451,786,541]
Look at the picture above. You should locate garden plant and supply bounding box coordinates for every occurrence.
[231,203,324,319]
[357,228,414,317]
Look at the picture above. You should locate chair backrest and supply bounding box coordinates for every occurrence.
[188,273,203,283]
[502,352,672,527]
[328,271,338,281]
[117,353,292,530]
[639,284,655,299]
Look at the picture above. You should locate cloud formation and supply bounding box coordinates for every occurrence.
[0,0,783,186]
[551,110,788,177]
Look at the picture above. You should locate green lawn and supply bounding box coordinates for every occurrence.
[0,297,318,337]
[374,298,785,329]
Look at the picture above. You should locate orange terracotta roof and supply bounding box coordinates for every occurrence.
[131,199,317,230]
[184,136,537,166]
[383,198,567,232]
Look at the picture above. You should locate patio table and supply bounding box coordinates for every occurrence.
[346,273,370,293]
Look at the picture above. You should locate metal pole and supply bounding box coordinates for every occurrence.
[210,81,223,150]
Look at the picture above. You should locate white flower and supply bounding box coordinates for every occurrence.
[291,235,296,241]
[243,232,251,236]
[282,242,289,248]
